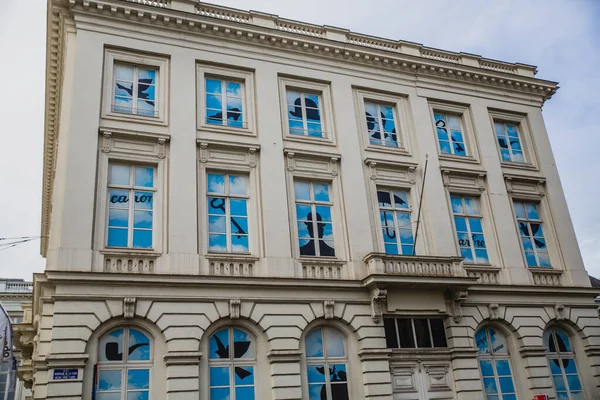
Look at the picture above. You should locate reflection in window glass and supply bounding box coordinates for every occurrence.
[383,317,447,349]
[207,173,250,253]
[377,189,414,255]
[107,164,155,249]
[305,327,348,400]
[513,200,550,267]
[434,113,466,156]
[494,122,524,163]
[365,102,398,147]
[96,327,151,400]
[544,328,584,400]
[209,327,255,400]
[294,181,335,257]
[451,196,489,264]
[476,327,516,400]
[113,64,157,117]
[286,90,324,138]
[205,78,245,128]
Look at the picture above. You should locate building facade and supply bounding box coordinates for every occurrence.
[1,279,33,400]
[15,0,600,399]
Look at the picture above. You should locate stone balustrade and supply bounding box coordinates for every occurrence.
[364,253,465,278]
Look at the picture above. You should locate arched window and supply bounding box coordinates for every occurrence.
[95,327,152,399]
[208,327,256,400]
[305,326,349,400]
[475,327,517,400]
[544,328,584,400]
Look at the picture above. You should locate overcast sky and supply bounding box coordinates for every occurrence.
[1,0,599,280]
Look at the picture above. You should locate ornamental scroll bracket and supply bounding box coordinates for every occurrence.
[368,161,377,180]
[286,152,295,172]
[102,131,112,153]
[123,297,137,319]
[199,142,209,163]
[248,148,257,168]
[370,288,387,323]
[158,138,166,159]
[451,290,468,323]
[330,157,339,176]
[324,300,335,320]
[230,298,241,319]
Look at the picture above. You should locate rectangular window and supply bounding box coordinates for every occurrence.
[207,173,249,253]
[286,90,324,137]
[494,122,524,163]
[383,317,447,349]
[514,201,550,267]
[434,113,466,156]
[294,181,335,257]
[205,78,245,128]
[113,63,157,117]
[377,189,414,255]
[107,164,155,249]
[451,196,489,264]
[364,102,398,147]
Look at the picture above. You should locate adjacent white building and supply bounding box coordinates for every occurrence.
[15,0,600,399]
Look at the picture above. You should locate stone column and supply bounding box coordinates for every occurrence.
[267,350,303,400]
[163,351,202,400]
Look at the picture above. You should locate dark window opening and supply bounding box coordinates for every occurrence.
[383,317,447,349]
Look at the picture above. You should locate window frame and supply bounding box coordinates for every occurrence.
[95,326,153,400]
[355,89,412,155]
[105,163,157,250]
[206,172,251,254]
[383,317,448,349]
[475,326,519,400]
[428,101,480,163]
[450,195,490,265]
[207,326,257,400]
[376,187,415,256]
[512,199,551,268]
[544,327,585,400]
[488,110,538,170]
[197,64,256,136]
[102,48,169,125]
[303,326,350,400]
[279,77,336,145]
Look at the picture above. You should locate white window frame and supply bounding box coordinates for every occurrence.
[544,327,586,400]
[106,163,157,250]
[488,110,538,170]
[94,130,167,257]
[376,187,415,256]
[279,77,336,145]
[355,89,412,155]
[475,326,519,400]
[429,101,480,163]
[206,172,251,254]
[450,195,490,265]
[197,64,256,136]
[513,199,551,268]
[95,326,153,400]
[102,48,169,125]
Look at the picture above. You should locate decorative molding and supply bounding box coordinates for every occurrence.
[266,350,302,364]
[451,290,468,323]
[123,297,136,319]
[357,348,392,361]
[465,266,500,284]
[488,303,500,320]
[199,142,209,163]
[301,259,345,279]
[103,252,158,274]
[101,131,112,153]
[196,139,260,168]
[504,173,546,200]
[364,158,418,185]
[554,303,566,321]
[440,167,486,194]
[229,298,241,319]
[324,299,335,320]
[163,351,203,366]
[283,148,342,177]
[530,268,563,286]
[519,345,547,358]
[330,157,339,176]
[286,151,295,172]
[370,287,387,323]
[368,161,377,180]
[157,138,166,159]
[248,147,257,168]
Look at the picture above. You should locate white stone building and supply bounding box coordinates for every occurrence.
[0,279,33,400]
[15,0,600,399]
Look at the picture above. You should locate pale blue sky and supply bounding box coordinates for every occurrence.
[0,0,598,279]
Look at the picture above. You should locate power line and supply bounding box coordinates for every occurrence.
[0,236,43,241]
[0,238,40,253]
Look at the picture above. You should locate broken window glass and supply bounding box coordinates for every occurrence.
[305,327,348,400]
[434,113,466,156]
[544,327,583,400]
[475,327,517,400]
[365,102,398,147]
[377,189,413,255]
[107,164,155,249]
[494,122,524,163]
[209,327,255,400]
[205,78,245,128]
[513,200,550,267]
[207,173,249,253]
[451,196,489,264]
[113,63,157,117]
[294,181,335,257]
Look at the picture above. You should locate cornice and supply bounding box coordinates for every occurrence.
[41,0,559,256]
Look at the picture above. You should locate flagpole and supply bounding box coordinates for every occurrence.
[412,154,429,256]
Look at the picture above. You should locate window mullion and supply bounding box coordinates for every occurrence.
[394,318,401,349]
[301,94,308,135]
[410,319,418,349]
[128,188,134,247]
[312,204,319,257]
[393,211,402,251]
[427,319,434,349]
[221,81,227,123]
